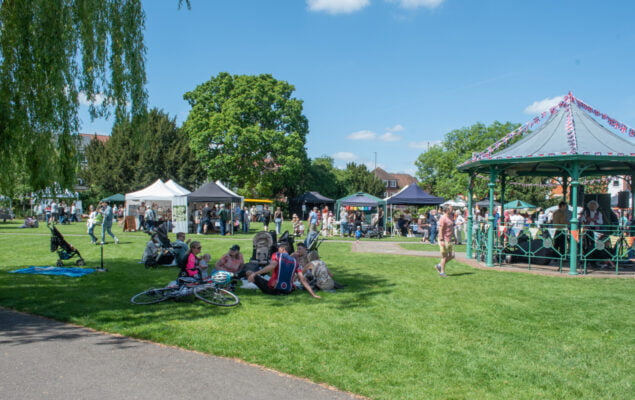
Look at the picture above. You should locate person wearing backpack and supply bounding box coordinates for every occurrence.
[303,250,341,291]
[247,243,320,298]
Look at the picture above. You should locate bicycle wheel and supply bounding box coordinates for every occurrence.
[130,288,174,305]
[194,286,240,307]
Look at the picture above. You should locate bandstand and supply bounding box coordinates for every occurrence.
[458,93,635,275]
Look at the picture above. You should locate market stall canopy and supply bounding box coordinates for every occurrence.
[125,179,180,201]
[504,200,536,209]
[386,183,444,205]
[187,181,242,203]
[101,193,125,202]
[475,198,500,207]
[441,198,467,208]
[165,180,191,196]
[337,192,386,207]
[293,191,335,205]
[215,181,244,204]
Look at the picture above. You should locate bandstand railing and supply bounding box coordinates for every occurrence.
[471,222,634,275]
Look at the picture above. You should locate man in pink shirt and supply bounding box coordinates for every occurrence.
[436,206,455,277]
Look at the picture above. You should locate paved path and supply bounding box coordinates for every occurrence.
[0,308,363,400]
[350,240,635,278]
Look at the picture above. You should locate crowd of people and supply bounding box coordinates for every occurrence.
[157,230,341,299]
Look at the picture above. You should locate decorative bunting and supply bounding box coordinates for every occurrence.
[609,236,620,248]
[529,227,539,238]
[571,229,580,243]
[626,237,635,248]
[463,92,635,165]
[548,228,556,239]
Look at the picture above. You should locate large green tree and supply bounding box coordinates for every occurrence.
[304,156,347,199]
[415,121,552,206]
[82,109,205,196]
[183,72,309,198]
[0,0,148,195]
[343,162,385,198]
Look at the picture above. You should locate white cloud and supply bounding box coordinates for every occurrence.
[524,96,564,115]
[307,0,369,14]
[78,92,106,106]
[389,0,446,9]
[347,130,377,140]
[379,132,402,142]
[408,140,441,149]
[386,124,404,132]
[332,151,358,161]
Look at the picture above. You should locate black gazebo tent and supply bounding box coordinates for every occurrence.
[290,191,335,219]
[386,183,444,205]
[187,182,242,203]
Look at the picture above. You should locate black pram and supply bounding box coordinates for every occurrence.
[48,223,85,267]
[144,223,185,268]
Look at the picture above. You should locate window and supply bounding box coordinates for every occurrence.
[389,180,397,188]
[613,180,620,187]
[383,180,389,187]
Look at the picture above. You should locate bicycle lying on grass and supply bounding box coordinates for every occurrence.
[131,271,240,307]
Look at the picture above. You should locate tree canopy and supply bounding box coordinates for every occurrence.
[82,109,205,197]
[415,121,553,207]
[182,72,309,198]
[343,162,385,198]
[0,0,147,195]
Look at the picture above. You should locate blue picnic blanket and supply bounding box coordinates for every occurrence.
[9,266,96,277]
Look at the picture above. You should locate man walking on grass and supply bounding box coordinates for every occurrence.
[435,206,454,277]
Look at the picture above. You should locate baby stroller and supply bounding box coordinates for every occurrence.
[304,230,324,252]
[48,223,85,267]
[144,223,179,268]
[249,230,295,266]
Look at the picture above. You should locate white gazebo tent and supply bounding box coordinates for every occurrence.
[125,179,189,233]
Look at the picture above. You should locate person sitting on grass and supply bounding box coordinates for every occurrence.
[303,250,343,291]
[199,253,211,278]
[19,216,38,228]
[246,243,320,298]
[171,232,191,267]
[290,242,309,268]
[184,241,203,278]
[215,244,245,277]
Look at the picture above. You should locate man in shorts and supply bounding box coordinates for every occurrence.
[246,243,320,298]
[435,206,455,277]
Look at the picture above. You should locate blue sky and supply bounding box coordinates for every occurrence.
[80,0,635,176]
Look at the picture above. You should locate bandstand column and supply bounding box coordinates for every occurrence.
[568,163,581,275]
[486,167,498,267]
[631,174,635,218]
[466,174,474,259]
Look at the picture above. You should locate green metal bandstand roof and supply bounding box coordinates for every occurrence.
[458,93,635,177]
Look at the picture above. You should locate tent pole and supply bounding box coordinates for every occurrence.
[568,162,580,275]
[486,167,498,267]
[466,174,474,259]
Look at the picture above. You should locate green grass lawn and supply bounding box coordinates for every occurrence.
[0,220,633,399]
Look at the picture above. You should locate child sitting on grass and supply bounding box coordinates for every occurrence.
[199,253,211,278]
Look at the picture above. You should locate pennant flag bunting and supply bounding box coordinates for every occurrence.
[571,229,580,243]
[609,236,620,248]
[626,237,635,248]
[529,227,539,238]
[548,228,556,239]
